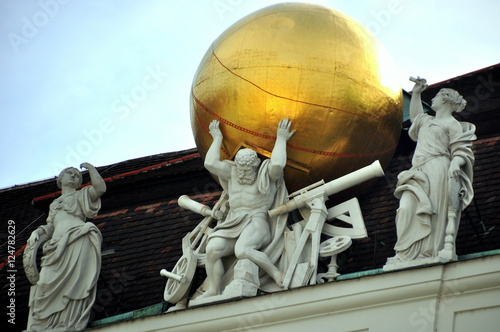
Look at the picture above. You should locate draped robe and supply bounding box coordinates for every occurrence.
[393,113,475,261]
[28,186,102,331]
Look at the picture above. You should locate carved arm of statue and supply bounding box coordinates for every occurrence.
[268,118,295,180]
[409,77,428,122]
[28,224,54,247]
[204,120,232,181]
[80,162,106,201]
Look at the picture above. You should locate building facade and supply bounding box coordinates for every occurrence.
[1,64,499,331]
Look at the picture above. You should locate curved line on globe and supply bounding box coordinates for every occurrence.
[212,51,381,120]
[192,91,396,158]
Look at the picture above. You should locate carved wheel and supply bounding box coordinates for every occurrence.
[23,234,49,285]
[319,235,352,257]
[163,251,197,303]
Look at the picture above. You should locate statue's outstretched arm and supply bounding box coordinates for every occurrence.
[409,77,428,122]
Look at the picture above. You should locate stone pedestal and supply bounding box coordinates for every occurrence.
[383,255,455,272]
[223,259,260,297]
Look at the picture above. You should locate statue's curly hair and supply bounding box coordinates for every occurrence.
[234,149,261,168]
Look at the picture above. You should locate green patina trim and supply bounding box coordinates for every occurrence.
[336,250,500,282]
[458,249,500,261]
[336,268,384,281]
[89,311,133,327]
[89,302,167,328]
[131,302,166,319]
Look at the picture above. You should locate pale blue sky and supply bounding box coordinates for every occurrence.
[1,0,499,188]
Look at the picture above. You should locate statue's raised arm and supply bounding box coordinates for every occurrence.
[269,118,295,180]
[204,120,232,181]
[80,162,106,202]
[409,76,428,122]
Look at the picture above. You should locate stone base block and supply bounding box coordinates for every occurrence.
[383,255,456,272]
[189,259,260,307]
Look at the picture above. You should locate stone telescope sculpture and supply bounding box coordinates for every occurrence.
[160,119,385,309]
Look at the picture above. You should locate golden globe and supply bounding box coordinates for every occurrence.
[190,3,402,194]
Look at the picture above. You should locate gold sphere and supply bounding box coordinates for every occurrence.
[190,3,402,194]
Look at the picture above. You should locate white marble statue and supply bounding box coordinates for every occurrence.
[25,163,105,331]
[200,118,296,298]
[162,121,385,308]
[385,77,476,269]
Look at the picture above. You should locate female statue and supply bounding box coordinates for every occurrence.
[26,163,105,331]
[388,78,476,263]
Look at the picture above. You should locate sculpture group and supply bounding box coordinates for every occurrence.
[24,77,476,330]
[160,118,384,309]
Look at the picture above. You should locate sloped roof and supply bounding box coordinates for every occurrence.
[1,64,499,330]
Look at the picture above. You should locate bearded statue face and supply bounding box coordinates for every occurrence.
[236,164,258,185]
[234,149,261,185]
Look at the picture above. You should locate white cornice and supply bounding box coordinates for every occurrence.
[89,254,500,332]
